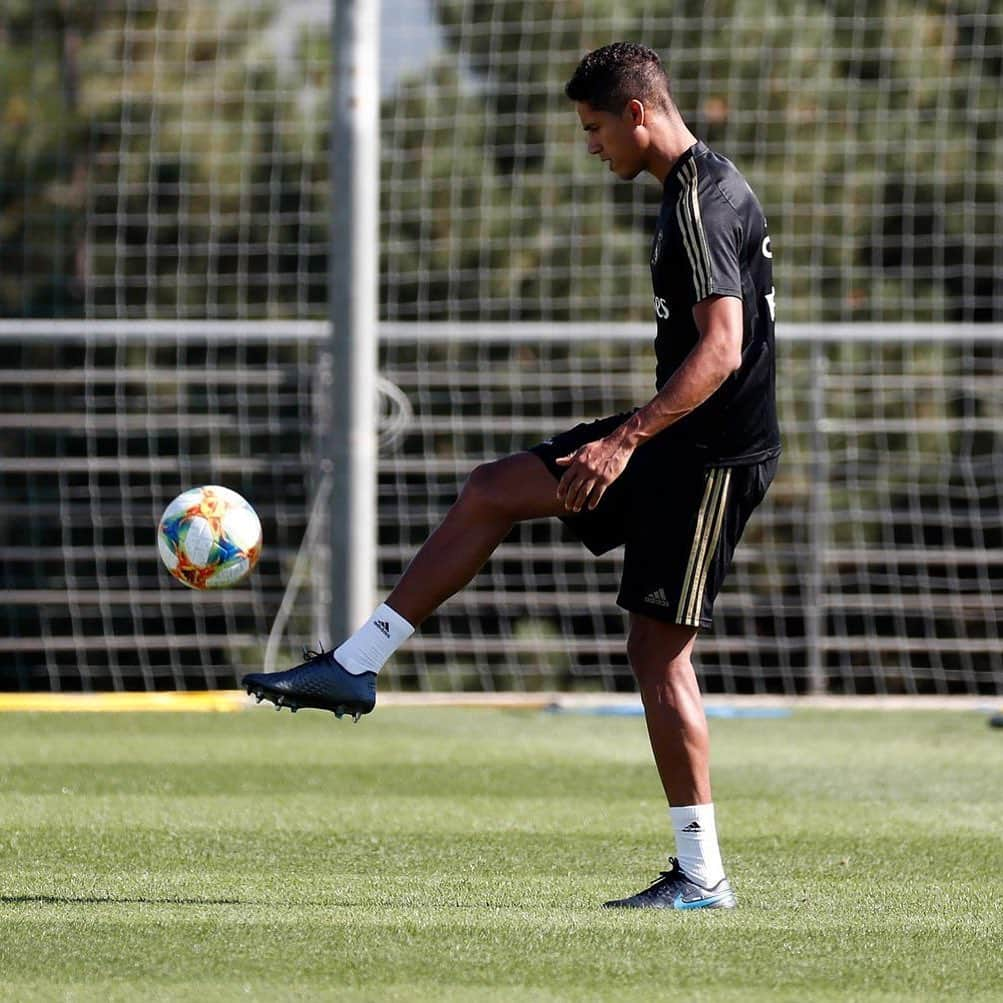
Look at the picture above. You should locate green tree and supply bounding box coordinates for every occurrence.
[0,2,96,315]
[1,1,329,318]
[385,0,1002,324]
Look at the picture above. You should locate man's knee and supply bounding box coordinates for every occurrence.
[458,457,518,519]
[458,453,560,522]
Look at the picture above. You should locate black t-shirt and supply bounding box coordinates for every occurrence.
[649,141,781,465]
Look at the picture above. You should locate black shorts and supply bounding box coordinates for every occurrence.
[529,412,779,629]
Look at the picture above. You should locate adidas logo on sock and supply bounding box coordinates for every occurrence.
[373,619,391,638]
[644,587,672,608]
[681,821,703,832]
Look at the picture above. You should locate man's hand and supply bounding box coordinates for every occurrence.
[554,298,742,515]
[555,435,634,513]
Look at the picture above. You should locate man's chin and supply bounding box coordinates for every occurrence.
[615,165,642,181]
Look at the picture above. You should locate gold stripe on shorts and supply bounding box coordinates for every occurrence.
[677,468,732,626]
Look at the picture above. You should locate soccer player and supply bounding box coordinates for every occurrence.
[242,42,780,911]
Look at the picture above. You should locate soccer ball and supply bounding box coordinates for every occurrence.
[157,485,262,590]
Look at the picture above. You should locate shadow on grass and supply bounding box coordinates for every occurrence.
[1,893,587,910]
[1,894,249,906]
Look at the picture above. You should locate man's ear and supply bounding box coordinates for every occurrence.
[626,98,645,128]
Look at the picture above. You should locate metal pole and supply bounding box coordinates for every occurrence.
[327,0,379,643]
[806,339,828,695]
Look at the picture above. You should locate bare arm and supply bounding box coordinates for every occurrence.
[613,294,742,448]
[556,295,743,512]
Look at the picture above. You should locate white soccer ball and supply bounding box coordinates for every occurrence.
[157,485,262,590]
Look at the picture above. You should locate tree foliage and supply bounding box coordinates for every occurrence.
[1,2,1001,321]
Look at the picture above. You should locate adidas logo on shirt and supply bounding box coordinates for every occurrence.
[644,587,672,608]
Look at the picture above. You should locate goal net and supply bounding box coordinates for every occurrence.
[4,320,1000,696]
[1,2,1001,694]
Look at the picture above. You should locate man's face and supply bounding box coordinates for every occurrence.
[575,100,645,180]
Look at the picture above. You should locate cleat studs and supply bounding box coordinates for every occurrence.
[352,712,361,724]
[255,692,264,704]
[289,705,298,713]
[275,702,282,711]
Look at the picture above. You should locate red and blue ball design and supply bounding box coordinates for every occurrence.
[157,485,262,590]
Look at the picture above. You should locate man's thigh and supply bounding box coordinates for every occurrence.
[627,613,699,671]
[469,450,570,522]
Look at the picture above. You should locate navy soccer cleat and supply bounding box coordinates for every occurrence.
[241,646,376,722]
[602,858,737,910]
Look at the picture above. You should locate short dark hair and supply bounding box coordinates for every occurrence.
[564,42,672,114]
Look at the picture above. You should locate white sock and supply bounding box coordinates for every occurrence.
[333,603,414,675]
[669,803,726,888]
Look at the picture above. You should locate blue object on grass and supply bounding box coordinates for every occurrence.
[544,703,792,719]
[705,705,793,719]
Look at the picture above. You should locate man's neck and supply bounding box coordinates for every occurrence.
[645,118,700,184]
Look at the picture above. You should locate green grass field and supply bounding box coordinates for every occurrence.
[0,707,1000,1001]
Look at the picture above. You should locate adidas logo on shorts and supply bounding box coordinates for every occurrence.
[644,587,672,608]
